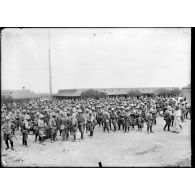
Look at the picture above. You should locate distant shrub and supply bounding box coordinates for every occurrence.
[127,89,141,97]
[81,89,107,99]
[155,88,181,96]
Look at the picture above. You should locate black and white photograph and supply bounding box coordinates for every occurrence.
[1,28,191,167]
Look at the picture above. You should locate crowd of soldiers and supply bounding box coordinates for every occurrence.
[1,95,191,150]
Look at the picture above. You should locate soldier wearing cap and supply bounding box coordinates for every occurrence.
[145,109,154,133]
[163,106,172,131]
[64,111,72,140]
[118,107,125,130]
[86,110,95,136]
[76,109,85,139]
[96,106,103,127]
[1,116,15,150]
[102,109,110,133]
[38,114,45,143]
[110,108,118,131]
[137,113,144,132]
[124,107,131,132]
[33,112,39,142]
[58,111,64,136]
[15,110,21,132]
[49,113,57,142]
[152,108,157,125]
[22,115,31,146]
[130,109,136,130]
[91,107,97,130]
[83,108,89,133]
[60,112,67,141]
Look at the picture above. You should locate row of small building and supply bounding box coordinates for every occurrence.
[1,90,49,103]
[1,84,191,103]
[53,85,191,102]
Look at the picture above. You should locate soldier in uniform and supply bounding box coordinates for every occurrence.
[124,107,131,132]
[38,114,45,143]
[1,116,14,150]
[86,110,95,136]
[129,112,134,130]
[118,107,125,130]
[49,113,57,142]
[180,103,185,122]
[60,112,67,141]
[22,115,30,146]
[91,107,97,130]
[137,114,144,132]
[84,108,90,133]
[152,109,157,125]
[15,110,21,132]
[34,113,39,142]
[70,111,77,141]
[163,108,172,131]
[145,109,154,134]
[102,109,110,132]
[110,108,118,131]
[76,109,85,139]
[96,107,103,127]
[59,111,64,136]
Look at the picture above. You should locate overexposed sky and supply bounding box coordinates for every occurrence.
[1,28,191,93]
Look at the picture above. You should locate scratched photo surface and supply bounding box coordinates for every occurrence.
[1,28,191,167]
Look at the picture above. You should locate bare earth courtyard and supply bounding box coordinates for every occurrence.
[1,116,191,167]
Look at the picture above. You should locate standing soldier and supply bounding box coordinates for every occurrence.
[117,107,124,130]
[15,110,21,132]
[65,111,72,140]
[1,116,14,150]
[96,107,103,127]
[185,102,189,119]
[124,107,130,133]
[110,108,118,131]
[54,111,60,139]
[38,114,45,143]
[102,109,110,133]
[91,107,97,130]
[76,109,85,139]
[71,112,78,141]
[108,108,112,130]
[86,110,95,136]
[60,112,66,141]
[22,115,30,146]
[163,108,172,132]
[129,112,135,130]
[137,114,144,132]
[34,113,39,142]
[145,110,154,134]
[49,114,57,142]
[84,109,90,133]
[59,111,64,136]
[180,103,185,122]
[152,109,157,125]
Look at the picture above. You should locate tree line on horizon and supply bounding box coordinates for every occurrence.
[81,88,182,99]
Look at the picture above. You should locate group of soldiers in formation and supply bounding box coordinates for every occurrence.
[1,95,191,150]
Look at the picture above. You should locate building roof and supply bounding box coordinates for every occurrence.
[1,90,47,99]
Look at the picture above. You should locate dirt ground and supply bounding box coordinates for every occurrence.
[1,116,191,167]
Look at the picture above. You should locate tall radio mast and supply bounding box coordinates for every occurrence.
[48,30,52,97]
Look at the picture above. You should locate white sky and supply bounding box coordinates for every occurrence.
[1,28,191,93]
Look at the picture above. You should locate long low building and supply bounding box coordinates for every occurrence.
[53,87,180,99]
[1,90,50,102]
